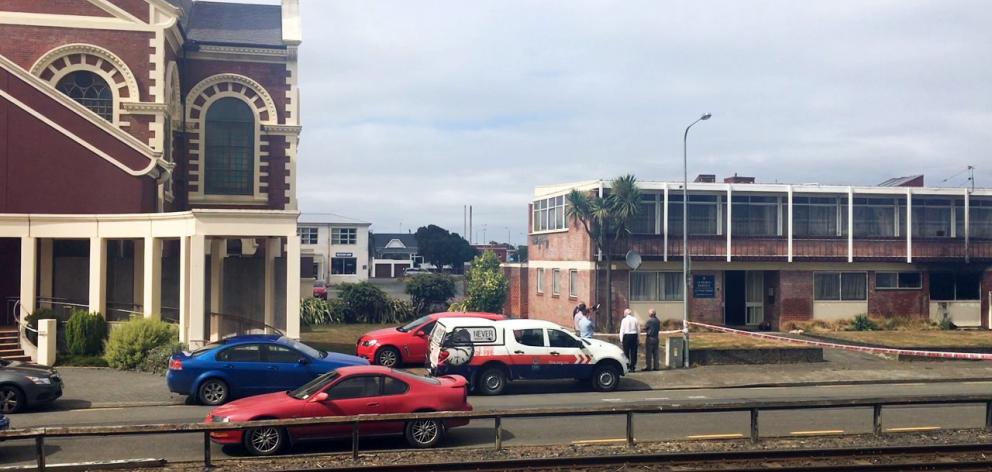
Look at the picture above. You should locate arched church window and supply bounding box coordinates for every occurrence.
[56,71,113,121]
[204,97,255,195]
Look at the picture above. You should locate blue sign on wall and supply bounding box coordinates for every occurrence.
[693,274,716,298]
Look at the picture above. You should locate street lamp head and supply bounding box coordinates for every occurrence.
[701,113,712,120]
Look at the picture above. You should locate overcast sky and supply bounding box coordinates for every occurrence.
[277,0,992,244]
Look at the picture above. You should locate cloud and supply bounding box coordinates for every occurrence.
[283,0,992,241]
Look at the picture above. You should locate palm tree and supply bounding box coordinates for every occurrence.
[566,175,641,332]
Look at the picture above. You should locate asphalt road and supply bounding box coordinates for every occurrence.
[2,380,992,467]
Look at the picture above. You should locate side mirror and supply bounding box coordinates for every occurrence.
[298,358,310,365]
[309,391,328,403]
[414,331,426,338]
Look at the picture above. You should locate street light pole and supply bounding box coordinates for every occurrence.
[682,113,711,368]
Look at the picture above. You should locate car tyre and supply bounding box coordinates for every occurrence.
[197,378,229,406]
[476,366,506,396]
[243,425,286,456]
[405,418,444,448]
[0,385,24,414]
[374,347,401,367]
[591,363,620,392]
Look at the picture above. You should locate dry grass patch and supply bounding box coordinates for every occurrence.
[677,332,798,350]
[815,330,992,348]
[302,323,394,354]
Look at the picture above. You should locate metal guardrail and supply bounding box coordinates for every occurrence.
[2,394,992,470]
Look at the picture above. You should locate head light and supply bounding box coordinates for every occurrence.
[26,376,51,385]
[362,339,378,347]
[211,416,231,423]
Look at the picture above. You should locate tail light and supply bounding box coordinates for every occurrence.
[438,350,450,365]
[168,358,183,371]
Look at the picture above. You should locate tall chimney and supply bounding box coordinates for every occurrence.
[469,206,473,244]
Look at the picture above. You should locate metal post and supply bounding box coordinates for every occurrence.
[986,401,992,431]
[626,412,635,447]
[495,416,503,451]
[873,405,883,435]
[203,431,212,468]
[749,409,759,444]
[35,436,45,471]
[352,421,360,460]
[681,113,710,368]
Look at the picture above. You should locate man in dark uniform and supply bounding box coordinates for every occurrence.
[643,309,661,371]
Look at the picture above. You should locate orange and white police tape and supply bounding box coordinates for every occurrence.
[688,321,992,361]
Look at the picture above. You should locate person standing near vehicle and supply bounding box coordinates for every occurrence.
[578,312,594,338]
[573,303,588,334]
[643,309,661,371]
[619,309,640,372]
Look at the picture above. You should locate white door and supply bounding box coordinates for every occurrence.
[745,271,764,325]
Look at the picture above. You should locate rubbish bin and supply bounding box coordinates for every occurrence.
[666,336,685,369]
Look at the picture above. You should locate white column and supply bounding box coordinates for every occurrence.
[663,186,669,262]
[19,237,36,316]
[965,189,971,264]
[143,237,162,319]
[178,237,190,344]
[37,319,57,366]
[188,235,207,346]
[285,234,301,339]
[133,239,144,313]
[264,238,279,331]
[906,190,913,263]
[88,237,106,314]
[39,239,53,306]
[787,186,793,262]
[847,187,854,263]
[726,186,733,262]
[209,238,225,315]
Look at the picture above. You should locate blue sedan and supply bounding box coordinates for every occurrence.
[166,335,368,405]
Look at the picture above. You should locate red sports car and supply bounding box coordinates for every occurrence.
[205,365,471,456]
[356,312,506,366]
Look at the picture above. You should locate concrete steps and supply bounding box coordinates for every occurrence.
[0,328,28,362]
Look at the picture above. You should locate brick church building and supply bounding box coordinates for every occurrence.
[0,0,304,356]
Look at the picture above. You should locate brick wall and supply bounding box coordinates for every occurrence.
[868,271,929,318]
[0,1,111,17]
[530,222,594,262]
[689,270,723,325]
[502,265,528,317]
[779,270,813,323]
[184,59,289,124]
[526,267,594,327]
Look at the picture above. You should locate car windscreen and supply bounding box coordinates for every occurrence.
[398,315,432,333]
[190,342,224,357]
[290,371,340,399]
[280,337,324,359]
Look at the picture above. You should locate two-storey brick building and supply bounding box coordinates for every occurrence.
[507,175,992,331]
[0,0,304,354]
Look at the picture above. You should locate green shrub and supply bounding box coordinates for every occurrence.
[406,274,456,316]
[301,297,342,326]
[338,282,390,323]
[65,309,108,356]
[24,308,57,346]
[462,251,508,313]
[851,314,878,331]
[938,316,955,331]
[138,341,186,375]
[388,298,416,322]
[104,318,178,370]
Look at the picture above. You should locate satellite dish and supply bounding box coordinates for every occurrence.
[625,250,642,270]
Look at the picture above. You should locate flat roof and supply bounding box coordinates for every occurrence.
[534,180,991,198]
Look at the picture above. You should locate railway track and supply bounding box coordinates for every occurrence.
[282,443,992,471]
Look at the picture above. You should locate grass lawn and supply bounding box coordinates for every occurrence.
[812,330,992,348]
[302,323,394,354]
[679,332,798,350]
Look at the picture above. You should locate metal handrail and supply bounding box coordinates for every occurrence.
[2,394,992,470]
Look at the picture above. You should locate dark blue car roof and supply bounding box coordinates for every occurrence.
[221,334,283,344]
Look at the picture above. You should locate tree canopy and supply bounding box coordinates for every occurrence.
[414,224,477,270]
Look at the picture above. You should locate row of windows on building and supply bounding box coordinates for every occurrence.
[58,71,260,197]
[298,227,358,245]
[533,193,992,239]
[535,267,579,298]
[629,271,982,302]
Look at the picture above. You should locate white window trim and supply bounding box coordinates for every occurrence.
[551,268,561,296]
[568,269,578,298]
[813,271,869,301]
[875,271,923,290]
[536,268,545,294]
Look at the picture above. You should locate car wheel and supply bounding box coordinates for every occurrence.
[197,378,229,406]
[405,418,444,448]
[476,366,506,396]
[243,426,286,456]
[374,347,401,367]
[591,363,620,392]
[0,386,23,414]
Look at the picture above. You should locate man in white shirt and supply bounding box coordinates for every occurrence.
[619,309,640,372]
[573,303,588,334]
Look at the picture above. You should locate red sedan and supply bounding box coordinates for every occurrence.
[357,312,506,366]
[205,366,471,456]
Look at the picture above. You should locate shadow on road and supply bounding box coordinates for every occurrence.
[0,439,63,464]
